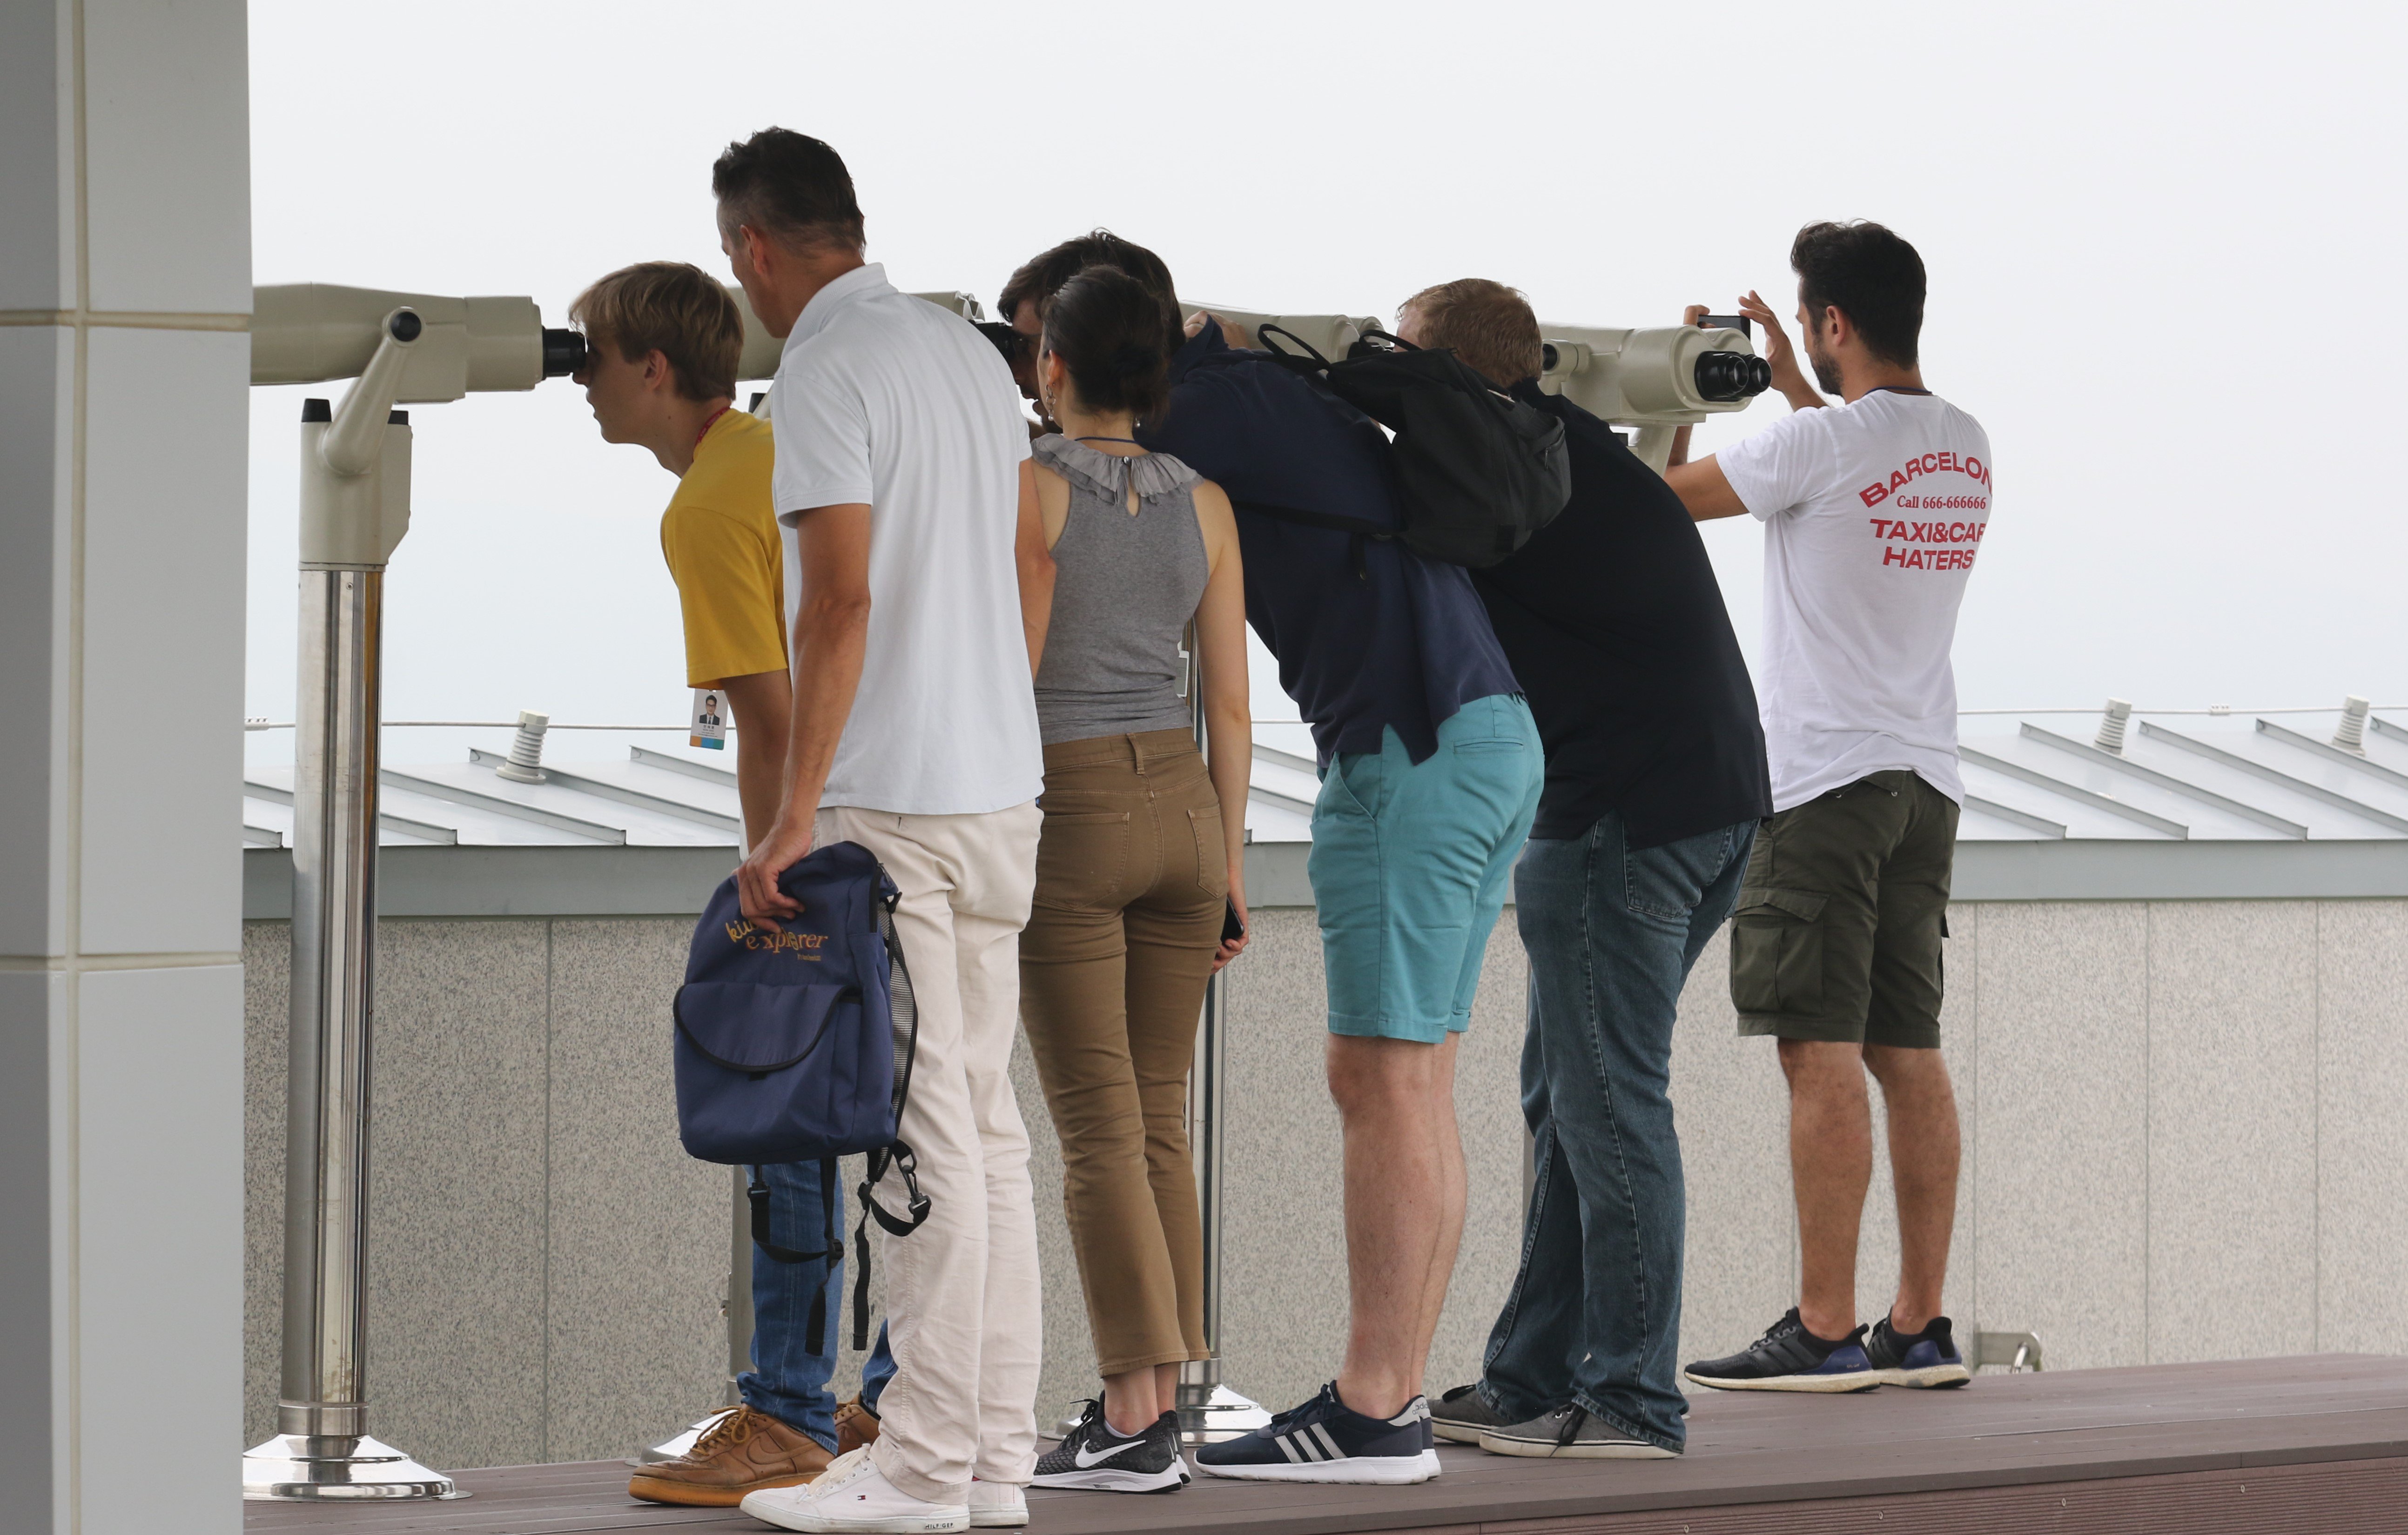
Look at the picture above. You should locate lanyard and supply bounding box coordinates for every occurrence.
[694,403,733,448]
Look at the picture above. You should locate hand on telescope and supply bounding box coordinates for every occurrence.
[1735,290,1824,410]
[737,811,816,931]
[1185,310,1256,350]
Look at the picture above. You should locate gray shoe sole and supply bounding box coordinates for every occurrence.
[1430,1418,1494,1445]
[1477,1429,1676,1460]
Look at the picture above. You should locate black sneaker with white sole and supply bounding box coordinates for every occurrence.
[1031,1400,1186,1494]
[1191,1382,1439,1485]
[1428,1383,1516,1445]
[1478,1404,1678,1460]
[1682,1308,1878,1392]
[1864,1314,1972,1388]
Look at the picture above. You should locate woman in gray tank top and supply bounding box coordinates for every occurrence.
[1016,267,1252,1493]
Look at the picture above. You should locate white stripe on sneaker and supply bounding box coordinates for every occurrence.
[1277,1434,1307,1463]
[1310,1424,1344,1461]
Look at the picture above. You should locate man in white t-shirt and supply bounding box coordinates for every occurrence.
[710,128,1055,1535]
[1664,221,1987,1396]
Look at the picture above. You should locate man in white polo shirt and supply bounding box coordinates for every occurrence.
[710,127,1055,1535]
[1664,221,1990,1396]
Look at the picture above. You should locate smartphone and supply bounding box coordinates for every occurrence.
[1699,314,1752,338]
[1221,898,1246,945]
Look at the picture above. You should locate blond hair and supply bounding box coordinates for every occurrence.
[568,261,743,402]
[1399,278,1544,389]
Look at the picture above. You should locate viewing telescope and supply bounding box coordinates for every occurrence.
[244,282,585,1504]
[1180,306,1770,474]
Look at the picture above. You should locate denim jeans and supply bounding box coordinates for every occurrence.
[1480,811,1756,1452]
[862,1321,895,1410]
[739,1159,845,1449]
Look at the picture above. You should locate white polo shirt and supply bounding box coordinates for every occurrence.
[1716,389,1993,813]
[769,263,1042,816]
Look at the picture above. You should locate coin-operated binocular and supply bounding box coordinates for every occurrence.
[1538,322,1771,473]
[242,283,583,1505]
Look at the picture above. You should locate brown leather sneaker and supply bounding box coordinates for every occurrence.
[627,1404,832,1507]
[834,1395,882,1457]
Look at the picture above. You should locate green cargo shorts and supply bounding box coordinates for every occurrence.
[1729,770,1959,1048]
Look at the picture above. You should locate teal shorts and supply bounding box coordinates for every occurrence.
[1307,694,1545,1044]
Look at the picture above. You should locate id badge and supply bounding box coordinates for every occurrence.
[690,687,728,750]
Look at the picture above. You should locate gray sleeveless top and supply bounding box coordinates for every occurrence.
[1031,434,1211,745]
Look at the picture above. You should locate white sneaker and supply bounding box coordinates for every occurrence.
[740,1447,969,1534]
[967,1480,1028,1527]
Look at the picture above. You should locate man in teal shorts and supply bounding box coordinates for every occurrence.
[1118,251,1543,1483]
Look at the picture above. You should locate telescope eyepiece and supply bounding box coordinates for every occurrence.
[542,328,587,379]
[1694,350,1773,403]
[388,309,423,343]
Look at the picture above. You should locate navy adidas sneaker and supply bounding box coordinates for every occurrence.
[1191,1383,1439,1484]
[1865,1314,1972,1388]
[1682,1308,1878,1393]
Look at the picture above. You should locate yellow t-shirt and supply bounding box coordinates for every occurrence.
[660,411,787,687]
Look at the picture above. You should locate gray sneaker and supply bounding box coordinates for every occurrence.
[1427,1384,1517,1445]
[1478,1404,1677,1460]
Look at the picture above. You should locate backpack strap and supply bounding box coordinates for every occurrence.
[1254,322,1332,376]
[851,1140,932,1350]
[850,874,933,1351]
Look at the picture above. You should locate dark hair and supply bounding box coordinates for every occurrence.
[1790,221,1925,367]
[711,128,865,253]
[1002,230,1182,357]
[1042,266,1173,423]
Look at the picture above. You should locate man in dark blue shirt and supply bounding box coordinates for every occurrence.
[1398,281,1769,1462]
[1149,308,1543,1487]
[999,233,1542,1484]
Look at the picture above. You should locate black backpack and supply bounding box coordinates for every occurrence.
[1249,324,1571,569]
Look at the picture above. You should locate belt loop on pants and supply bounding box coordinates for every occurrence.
[1130,731,1148,774]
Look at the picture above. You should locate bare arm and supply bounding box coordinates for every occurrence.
[1015,457,1055,677]
[1190,479,1253,971]
[1665,457,1752,522]
[737,503,873,928]
[713,668,791,850]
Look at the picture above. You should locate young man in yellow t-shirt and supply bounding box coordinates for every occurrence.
[569,261,836,1506]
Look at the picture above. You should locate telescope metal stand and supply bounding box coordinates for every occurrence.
[242,325,463,1501]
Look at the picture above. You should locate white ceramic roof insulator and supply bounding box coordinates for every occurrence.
[495,709,550,782]
[2334,696,2371,755]
[2094,698,2132,755]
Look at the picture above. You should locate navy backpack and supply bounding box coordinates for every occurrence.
[674,839,929,1349]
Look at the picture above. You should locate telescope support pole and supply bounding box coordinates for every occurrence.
[1174,637,1270,1444]
[243,378,462,1501]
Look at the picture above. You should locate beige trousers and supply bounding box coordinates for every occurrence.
[818,801,1044,1503]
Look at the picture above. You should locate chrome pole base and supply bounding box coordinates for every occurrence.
[1175,1358,1270,1445]
[626,1405,739,1466]
[241,1434,467,1501]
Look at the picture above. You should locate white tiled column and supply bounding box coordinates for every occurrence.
[0,3,251,1532]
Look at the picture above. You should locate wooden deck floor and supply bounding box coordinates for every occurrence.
[245,1354,2408,1535]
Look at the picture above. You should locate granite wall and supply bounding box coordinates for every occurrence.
[241,898,2408,1470]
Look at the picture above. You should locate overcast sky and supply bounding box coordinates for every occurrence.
[243,0,2406,764]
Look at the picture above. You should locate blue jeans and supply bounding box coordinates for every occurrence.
[1480,812,1756,1452]
[861,1321,895,1410]
[739,1160,845,1448]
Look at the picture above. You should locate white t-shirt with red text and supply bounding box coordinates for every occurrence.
[1716,390,1992,812]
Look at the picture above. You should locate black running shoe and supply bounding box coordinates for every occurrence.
[1031,1400,1185,1493]
[1191,1382,1438,1484]
[1865,1314,1971,1388]
[1682,1308,1877,1392]
[1428,1383,1515,1445]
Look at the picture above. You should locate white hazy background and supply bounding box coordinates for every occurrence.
[245,0,2406,764]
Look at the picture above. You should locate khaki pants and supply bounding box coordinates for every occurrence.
[818,801,1043,1502]
[1018,731,1224,1377]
